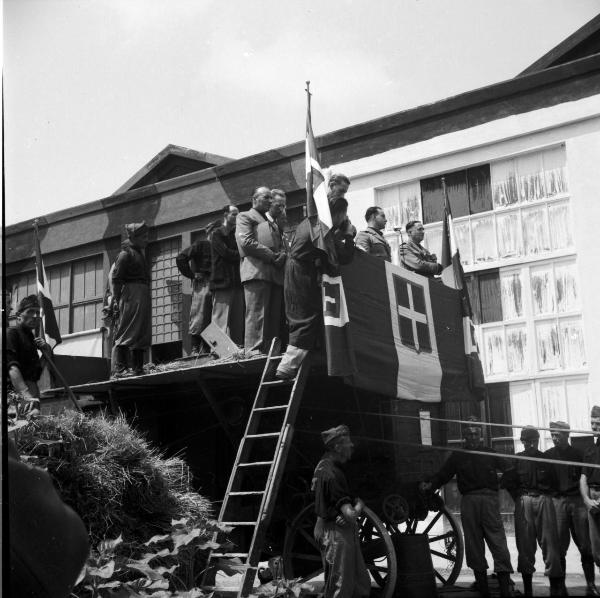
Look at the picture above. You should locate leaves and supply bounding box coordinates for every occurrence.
[145,533,171,546]
[98,534,123,554]
[86,560,116,579]
[172,528,201,551]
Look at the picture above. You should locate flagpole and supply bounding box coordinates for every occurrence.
[32,221,82,413]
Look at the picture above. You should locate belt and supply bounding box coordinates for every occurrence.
[125,279,149,285]
[521,491,543,497]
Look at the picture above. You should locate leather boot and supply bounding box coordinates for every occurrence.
[584,562,600,596]
[111,345,129,376]
[131,349,145,376]
[474,570,490,598]
[522,573,533,597]
[550,577,566,597]
[497,572,511,598]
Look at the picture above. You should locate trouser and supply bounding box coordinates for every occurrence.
[277,345,309,377]
[514,494,562,577]
[243,280,282,353]
[587,488,600,566]
[314,517,371,598]
[554,494,594,568]
[112,346,145,373]
[212,287,245,346]
[189,278,213,352]
[460,490,513,573]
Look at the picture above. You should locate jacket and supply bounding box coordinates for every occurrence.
[256,214,286,285]
[355,227,392,262]
[400,240,443,277]
[236,208,276,283]
[176,239,212,281]
[210,225,241,290]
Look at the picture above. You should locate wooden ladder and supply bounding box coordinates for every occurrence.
[204,338,310,597]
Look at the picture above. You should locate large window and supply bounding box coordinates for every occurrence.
[8,255,104,335]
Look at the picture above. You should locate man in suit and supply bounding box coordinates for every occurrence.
[236,187,286,354]
[399,220,443,277]
[355,206,391,262]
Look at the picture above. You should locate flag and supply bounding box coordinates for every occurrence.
[305,83,355,377]
[33,222,62,348]
[439,179,486,400]
[340,252,473,402]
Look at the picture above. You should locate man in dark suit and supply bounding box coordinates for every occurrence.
[355,206,391,262]
[236,187,286,354]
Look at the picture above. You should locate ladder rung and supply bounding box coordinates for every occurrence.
[229,490,265,496]
[253,405,287,412]
[237,461,274,467]
[245,432,280,439]
[261,379,294,387]
[211,552,249,558]
[267,354,283,361]
[220,521,257,526]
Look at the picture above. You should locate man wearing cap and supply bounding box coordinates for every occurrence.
[176,225,217,355]
[420,417,512,598]
[6,295,50,415]
[111,222,151,377]
[581,407,600,583]
[503,426,563,596]
[311,425,370,598]
[546,421,598,595]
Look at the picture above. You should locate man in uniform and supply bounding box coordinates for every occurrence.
[311,425,370,598]
[420,416,512,598]
[581,407,600,584]
[210,205,244,346]
[176,227,215,354]
[6,295,50,416]
[355,206,391,261]
[400,220,443,276]
[502,426,563,596]
[236,187,286,354]
[546,421,598,595]
[111,221,151,377]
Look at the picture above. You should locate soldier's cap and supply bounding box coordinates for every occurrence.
[550,421,570,432]
[17,295,40,313]
[125,221,148,237]
[592,406,600,418]
[321,425,351,447]
[520,425,540,441]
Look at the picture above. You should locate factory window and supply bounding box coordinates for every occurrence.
[7,254,104,335]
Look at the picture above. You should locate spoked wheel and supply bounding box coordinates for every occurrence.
[283,503,397,598]
[388,503,463,585]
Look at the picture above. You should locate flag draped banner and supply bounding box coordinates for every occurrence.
[305,83,356,377]
[33,222,62,348]
[439,179,486,400]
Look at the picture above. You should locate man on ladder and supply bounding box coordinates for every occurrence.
[312,424,371,598]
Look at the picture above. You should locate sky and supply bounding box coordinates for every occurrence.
[4,0,600,225]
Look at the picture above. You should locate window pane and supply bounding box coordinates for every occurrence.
[423,224,442,259]
[530,265,555,315]
[554,261,579,313]
[60,265,70,304]
[510,382,536,443]
[543,146,568,196]
[522,206,550,255]
[540,380,567,446]
[444,170,469,218]
[516,151,546,203]
[96,258,105,298]
[72,305,84,333]
[56,307,69,336]
[376,186,400,231]
[560,318,586,369]
[496,211,521,259]
[506,325,528,373]
[565,378,589,436]
[398,181,422,231]
[472,215,497,263]
[83,302,100,331]
[386,234,401,266]
[548,202,573,251]
[72,261,85,302]
[483,327,506,376]
[536,320,561,370]
[454,220,472,265]
[491,158,519,208]
[421,176,444,224]
[84,260,96,299]
[478,271,502,324]
[467,164,492,214]
[500,271,523,319]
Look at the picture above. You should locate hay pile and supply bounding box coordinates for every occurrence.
[15,411,212,547]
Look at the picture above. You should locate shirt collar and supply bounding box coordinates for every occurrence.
[367,226,385,238]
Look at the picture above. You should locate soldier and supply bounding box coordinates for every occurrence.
[111,222,151,377]
[545,421,599,596]
[502,426,563,596]
[420,416,512,598]
[311,425,370,598]
[399,220,443,276]
[355,207,391,261]
[581,407,600,586]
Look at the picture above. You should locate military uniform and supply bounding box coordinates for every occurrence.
[355,227,391,261]
[399,239,443,277]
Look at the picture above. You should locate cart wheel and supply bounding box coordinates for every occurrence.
[283,503,397,598]
[389,503,463,586]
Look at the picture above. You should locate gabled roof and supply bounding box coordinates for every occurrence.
[113,144,232,195]
[519,13,600,76]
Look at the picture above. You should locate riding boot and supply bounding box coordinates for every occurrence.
[497,572,511,598]
[550,577,566,597]
[584,563,600,596]
[522,573,533,597]
[131,349,145,376]
[111,345,129,376]
[474,571,490,597]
